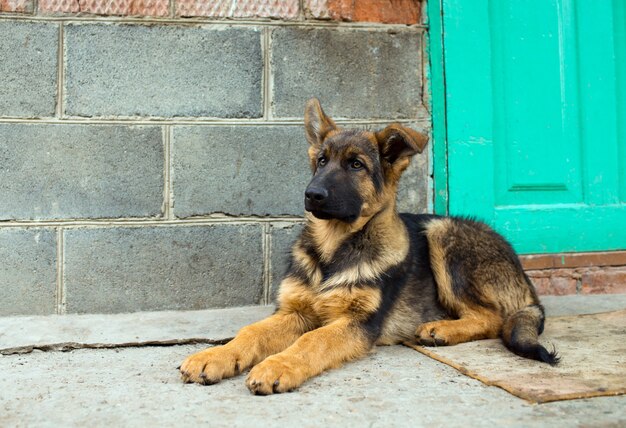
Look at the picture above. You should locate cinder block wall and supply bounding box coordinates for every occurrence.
[0,0,430,316]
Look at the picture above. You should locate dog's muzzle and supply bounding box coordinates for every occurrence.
[304,186,328,209]
[304,185,338,220]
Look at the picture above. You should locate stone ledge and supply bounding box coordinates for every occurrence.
[0,305,273,354]
[2,294,624,354]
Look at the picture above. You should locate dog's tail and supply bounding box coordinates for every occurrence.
[501,303,559,365]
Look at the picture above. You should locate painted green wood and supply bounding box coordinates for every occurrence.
[441,0,626,254]
[428,0,449,215]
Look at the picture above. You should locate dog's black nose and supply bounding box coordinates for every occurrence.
[305,187,328,205]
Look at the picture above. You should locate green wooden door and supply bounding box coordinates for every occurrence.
[434,0,626,254]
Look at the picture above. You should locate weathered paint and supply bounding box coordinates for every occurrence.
[428,0,449,215]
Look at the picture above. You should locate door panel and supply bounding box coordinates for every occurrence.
[442,0,626,253]
[490,0,582,206]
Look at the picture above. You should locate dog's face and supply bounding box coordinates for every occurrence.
[303,98,428,223]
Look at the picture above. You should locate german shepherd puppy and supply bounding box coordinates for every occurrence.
[180,98,558,395]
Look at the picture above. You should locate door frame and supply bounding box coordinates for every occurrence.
[427,0,449,216]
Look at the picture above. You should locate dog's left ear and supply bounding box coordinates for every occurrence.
[375,124,429,164]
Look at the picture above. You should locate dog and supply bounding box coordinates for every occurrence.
[180,98,558,395]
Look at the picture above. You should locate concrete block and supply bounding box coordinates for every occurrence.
[0,21,57,118]
[397,148,429,214]
[271,27,423,118]
[65,24,262,118]
[0,228,57,316]
[63,225,264,313]
[172,123,428,217]
[172,125,310,217]
[270,222,304,301]
[0,124,163,220]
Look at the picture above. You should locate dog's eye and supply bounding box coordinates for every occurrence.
[350,160,363,170]
[318,156,327,167]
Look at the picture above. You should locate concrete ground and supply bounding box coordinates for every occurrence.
[2,295,625,428]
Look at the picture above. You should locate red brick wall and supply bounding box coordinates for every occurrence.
[305,0,422,24]
[2,0,423,23]
[522,252,626,296]
[0,0,32,12]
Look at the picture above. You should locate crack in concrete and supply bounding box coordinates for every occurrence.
[1,337,232,356]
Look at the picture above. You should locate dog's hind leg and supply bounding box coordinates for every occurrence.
[415,308,502,345]
[420,217,505,346]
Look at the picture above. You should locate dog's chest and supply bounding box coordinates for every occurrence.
[309,286,382,324]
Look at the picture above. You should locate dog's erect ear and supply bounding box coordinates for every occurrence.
[304,98,337,147]
[375,124,429,164]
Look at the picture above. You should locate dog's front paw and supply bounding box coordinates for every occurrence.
[415,321,450,346]
[246,355,307,395]
[180,346,241,385]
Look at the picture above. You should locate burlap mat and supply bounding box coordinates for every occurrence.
[406,309,626,403]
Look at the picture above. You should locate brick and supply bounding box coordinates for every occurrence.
[528,276,550,295]
[0,124,163,220]
[528,275,577,296]
[527,269,579,296]
[39,0,168,15]
[581,268,626,295]
[270,222,304,301]
[38,0,79,13]
[521,251,626,270]
[0,0,32,12]
[172,125,310,217]
[0,228,56,316]
[64,225,264,313]
[527,265,626,296]
[304,0,332,19]
[271,27,423,119]
[546,276,578,296]
[0,22,57,118]
[65,24,262,118]
[305,0,421,25]
[176,0,298,19]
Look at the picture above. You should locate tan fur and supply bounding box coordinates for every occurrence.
[236,276,379,394]
[179,306,312,385]
[290,245,323,286]
[279,277,381,324]
[246,317,370,394]
[305,213,352,264]
[416,308,502,345]
[424,218,456,310]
